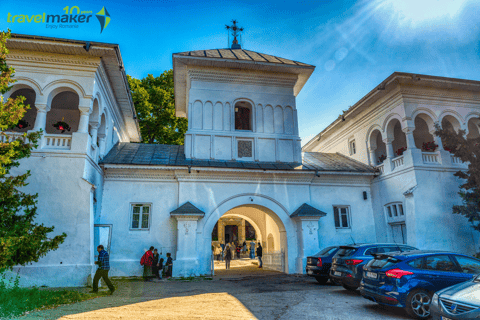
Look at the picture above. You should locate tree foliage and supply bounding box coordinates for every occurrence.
[127,70,188,144]
[0,30,66,270]
[435,123,480,231]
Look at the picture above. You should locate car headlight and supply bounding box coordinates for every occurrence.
[431,293,439,307]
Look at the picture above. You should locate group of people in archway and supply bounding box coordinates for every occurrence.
[213,240,263,269]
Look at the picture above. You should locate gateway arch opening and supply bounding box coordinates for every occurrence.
[210,205,287,275]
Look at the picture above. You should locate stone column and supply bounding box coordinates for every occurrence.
[368,147,377,166]
[382,138,394,172]
[431,129,452,166]
[98,134,106,158]
[33,103,48,132]
[89,123,99,144]
[77,107,91,134]
[402,126,422,167]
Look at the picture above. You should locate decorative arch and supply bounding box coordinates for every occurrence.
[413,112,436,150]
[43,80,87,106]
[411,109,437,130]
[221,213,263,243]
[438,110,464,132]
[192,100,203,130]
[233,99,254,131]
[365,124,383,150]
[264,105,274,133]
[284,106,294,135]
[200,193,297,274]
[382,113,405,139]
[4,77,42,101]
[274,105,284,133]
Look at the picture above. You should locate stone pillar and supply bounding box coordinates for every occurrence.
[33,103,48,132]
[77,107,91,134]
[98,134,106,158]
[89,123,99,144]
[402,127,422,167]
[382,138,394,172]
[431,129,452,166]
[172,214,203,277]
[295,217,321,273]
[368,147,377,166]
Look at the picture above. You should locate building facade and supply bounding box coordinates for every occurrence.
[303,73,480,254]
[4,34,478,287]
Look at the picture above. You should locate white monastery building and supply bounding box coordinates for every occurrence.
[3,33,480,287]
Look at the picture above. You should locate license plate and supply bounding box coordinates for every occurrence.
[307,270,313,275]
[334,271,342,276]
[366,272,377,279]
[441,317,453,320]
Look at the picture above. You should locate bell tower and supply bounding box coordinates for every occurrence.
[172,22,315,164]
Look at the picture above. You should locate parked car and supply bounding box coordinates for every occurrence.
[359,250,480,319]
[430,274,480,319]
[306,246,341,284]
[330,243,417,291]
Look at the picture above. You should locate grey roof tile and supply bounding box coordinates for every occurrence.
[100,143,375,173]
[174,49,314,68]
[290,203,327,218]
[170,201,205,216]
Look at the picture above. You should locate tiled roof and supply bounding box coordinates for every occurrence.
[170,202,205,216]
[100,143,376,173]
[174,49,314,67]
[290,203,327,218]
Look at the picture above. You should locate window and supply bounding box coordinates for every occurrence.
[423,255,457,272]
[349,140,356,155]
[131,204,151,230]
[334,206,351,229]
[454,256,480,274]
[407,257,424,269]
[234,102,252,130]
[385,202,405,220]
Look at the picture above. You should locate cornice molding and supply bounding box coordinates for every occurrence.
[187,68,297,88]
[7,50,100,69]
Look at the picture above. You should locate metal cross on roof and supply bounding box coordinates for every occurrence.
[225,20,244,49]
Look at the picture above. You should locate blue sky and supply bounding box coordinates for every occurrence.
[1,0,479,144]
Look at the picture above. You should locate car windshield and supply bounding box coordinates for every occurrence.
[367,255,400,269]
[316,246,337,256]
[337,246,357,256]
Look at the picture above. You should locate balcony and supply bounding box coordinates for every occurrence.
[43,134,72,149]
[422,152,439,164]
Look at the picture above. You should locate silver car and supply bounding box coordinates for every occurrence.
[431,274,480,319]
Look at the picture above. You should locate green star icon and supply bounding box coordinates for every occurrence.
[96,7,111,33]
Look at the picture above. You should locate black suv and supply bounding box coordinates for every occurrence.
[330,243,417,291]
[306,246,341,284]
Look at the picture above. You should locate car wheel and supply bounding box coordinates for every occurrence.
[405,289,432,319]
[342,284,358,291]
[315,276,328,284]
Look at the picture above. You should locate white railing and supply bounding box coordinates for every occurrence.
[43,134,72,149]
[422,152,439,164]
[263,249,285,272]
[392,155,404,170]
[451,155,463,165]
[0,131,25,143]
[375,163,384,174]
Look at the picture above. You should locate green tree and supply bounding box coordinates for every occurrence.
[0,30,66,271]
[127,70,188,144]
[435,123,480,232]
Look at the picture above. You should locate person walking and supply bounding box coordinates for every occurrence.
[230,242,235,260]
[249,240,256,259]
[242,241,247,254]
[256,242,263,268]
[152,248,160,279]
[140,246,154,281]
[236,244,241,259]
[165,252,173,278]
[224,244,232,270]
[90,245,115,294]
[220,242,225,262]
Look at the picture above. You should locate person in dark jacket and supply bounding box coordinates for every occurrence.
[224,244,232,269]
[256,242,263,268]
[165,252,173,278]
[152,249,160,279]
[90,245,115,294]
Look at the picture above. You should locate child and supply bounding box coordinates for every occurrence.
[165,253,173,278]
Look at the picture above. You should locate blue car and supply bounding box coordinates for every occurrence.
[360,250,480,319]
[306,245,341,284]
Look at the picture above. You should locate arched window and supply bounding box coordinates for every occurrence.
[234,101,252,130]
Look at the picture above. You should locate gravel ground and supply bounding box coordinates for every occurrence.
[18,260,412,320]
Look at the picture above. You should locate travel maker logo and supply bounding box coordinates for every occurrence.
[6,6,111,33]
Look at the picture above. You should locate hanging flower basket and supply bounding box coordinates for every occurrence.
[396,146,407,156]
[378,154,387,164]
[16,119,29,129]
[422,141,438,152]
[52,120,71,133]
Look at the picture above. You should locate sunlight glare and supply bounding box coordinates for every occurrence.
[386,0,469,25]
